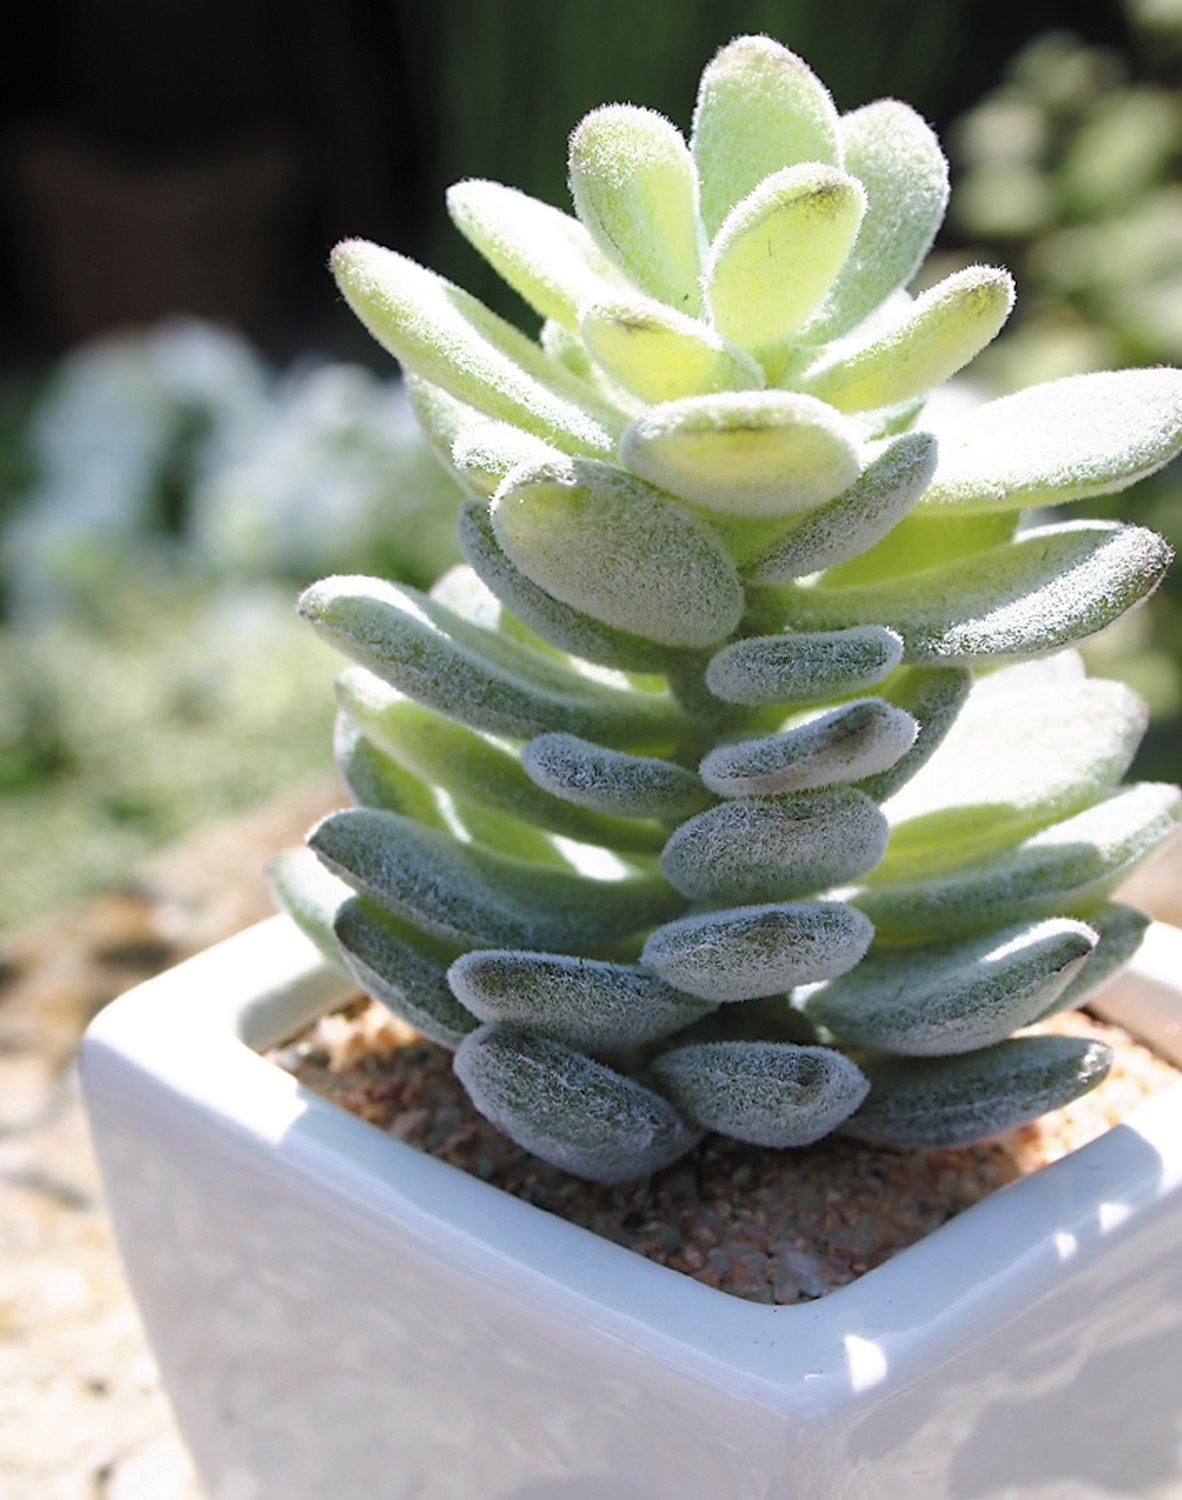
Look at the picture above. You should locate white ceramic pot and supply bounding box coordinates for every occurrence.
[82,915,1182,1500]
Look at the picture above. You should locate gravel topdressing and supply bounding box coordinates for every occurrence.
[269,999,1181,1306]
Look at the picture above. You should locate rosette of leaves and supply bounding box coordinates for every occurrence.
[271,36,1182,1184]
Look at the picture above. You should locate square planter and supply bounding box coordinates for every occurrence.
[82,914,1182,1500]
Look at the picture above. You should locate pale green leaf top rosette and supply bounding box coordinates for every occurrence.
[271,36,1182,1183]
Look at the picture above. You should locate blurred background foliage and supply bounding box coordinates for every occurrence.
[0,0,1179,927]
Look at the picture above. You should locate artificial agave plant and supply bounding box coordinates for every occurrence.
[272,36,1182,1184]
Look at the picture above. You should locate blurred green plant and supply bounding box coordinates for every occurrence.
[0,320,462,928]
[944,3,1182,777]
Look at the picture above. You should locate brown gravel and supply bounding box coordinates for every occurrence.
[270,997,1182,1307]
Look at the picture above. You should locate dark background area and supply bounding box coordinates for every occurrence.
[0,0,1138,369]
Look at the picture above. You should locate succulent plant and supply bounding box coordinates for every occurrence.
[271,35,1182,1184]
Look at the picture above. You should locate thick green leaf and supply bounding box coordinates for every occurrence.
[1039,902,1149,1018]
[310,808,686,953]
[448,950,712,1051]
[620,391,860,518]
[700,700,917,796]
[704,165,864,353]
[876,677,1148,878]
[776,521,1172,665]
[446,178,629,329]
[522,732,712,821]
[747,432,937,584]
[852,782,1182,942]
[337,668,666,854]
[490,459,744,648]
[456,502,671,673]
[842,1037,1111,1148]
[451,420,568,497]
[581,297,763,403]
[333,712,446,828]
[299,575,687,747]
[798,265,1015,412]
[705,626,904,705]
[815,509,1018,590]
[661,791,888,902]
[334,898,477,1050]
[266,847,353,968]
[854,667,972,803]
[692,36,840,238]
[568,105,701,312]
[921,369,1182,513]
[642,901,873,1002]
[331,240,620,457]
[804,100,949,341]
[455,1025,703,1183]
[803,918,1097,1055]
[651,1040,868,1147]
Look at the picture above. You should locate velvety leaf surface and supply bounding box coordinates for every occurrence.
[333,713,446,828]
[804,99,949,340]
[568,105,701,312]
[265,847,353,968]
[700,700,917,796]
[522,732,712,821]
[803,917,1097,1055]
[1037,902,1149,1017]
[620,390,861,517]
[705,626,904,705]
[641,901,874,1001]
[331,240,621,457]
[491,460,744,647]
[922,368,1182,512]
[842,1036,1112,1147]
[581,297,763,403]
[692,36,840,238]
[661,791,888,902]
[651,1040,869,1146]
[853,667,972,803]
[455,1025,703,1183]
[310,807,686,952]
[335,898,478,1050]
[448,950,713,1051]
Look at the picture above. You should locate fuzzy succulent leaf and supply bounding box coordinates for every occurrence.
[700,699,917,796]
[921,368,1182,513]
[446,179,628,329]
[876,677,1148,879]
[746,431,938,583]
[310,808,686,952]
[692,36,840,238]
[456,501,672,673]
[331,240,621,457]
[704,165,865,353]
[803,917,1097,1055]
[796,265,1015,412]
[1037,902,1149,1018]
[661,790,888,902]
[853,782,1182,942]
[522,732,712,821]
[580,296,763,403]
[266,847,353,968]
[842,1036,1112,1148]
[804,99,949,341]
[568,105,701,313]
[299,575,687,746]
[853,667,972,803]
[641,901,874,1002]
[450,420,568,497]
[448,950,713,1052]
[454,1025,703,1183]
[650,1040,869,1146]
[490,460,745,647]
[776,521,1172,665]
[619,390,861,518]
[337,668,666,854]
[333,712,447,828]
[334,898,478,1050]
[705,626,904,705]
[815,509,1018,590]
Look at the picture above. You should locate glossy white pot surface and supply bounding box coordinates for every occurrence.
[82,916,1182,1500]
